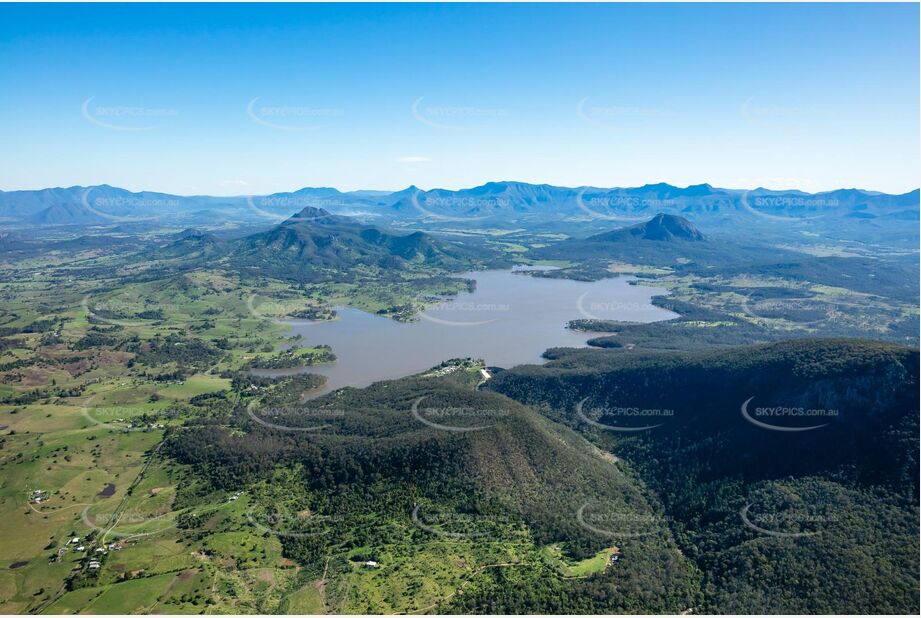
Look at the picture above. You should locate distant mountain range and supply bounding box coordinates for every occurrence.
[1,182,917,227]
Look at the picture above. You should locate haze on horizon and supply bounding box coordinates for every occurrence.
[1,3,918,196]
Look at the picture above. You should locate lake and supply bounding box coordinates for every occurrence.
[254,269,677,397]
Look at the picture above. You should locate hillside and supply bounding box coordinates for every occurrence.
[587,213,705,242]
[232,206,486,280]
[486,338,920,613]
[154,229,230,260]
[163,338,920,613]
[165,370,700,613]
[530,213,791,269]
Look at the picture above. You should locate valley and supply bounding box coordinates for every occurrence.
[0,185,917,614]
[2,3,918,615]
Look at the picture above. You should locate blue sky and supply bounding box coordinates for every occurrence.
[1,2,918,195]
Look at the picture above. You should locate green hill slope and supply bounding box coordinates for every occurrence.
[487,338,919,613]
[233,207,485,280]
[165,369,699,613]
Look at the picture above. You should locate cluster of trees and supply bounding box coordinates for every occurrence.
[129,333,224,375]
[243,346,334,370]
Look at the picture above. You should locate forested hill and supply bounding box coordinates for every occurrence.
[149,205,497,280]
[239,206,474,265]
[165,369,700,613]
[486,338,920,613]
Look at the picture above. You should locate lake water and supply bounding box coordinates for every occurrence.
[255,269,677,397]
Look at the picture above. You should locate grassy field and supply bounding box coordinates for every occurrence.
[541,544,619,577]
[283,582,325,614]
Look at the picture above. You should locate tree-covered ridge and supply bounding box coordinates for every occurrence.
[488,338,919,613]
[164,370,700,613]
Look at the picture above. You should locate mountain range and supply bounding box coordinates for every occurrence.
[1,182,917,227]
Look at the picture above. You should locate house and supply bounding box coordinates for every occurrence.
[363,560,379,568]
[88,561,100,570]
[70,537,80,544]
[75,546,85,552]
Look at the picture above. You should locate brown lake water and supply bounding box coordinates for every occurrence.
[253,269,677,397]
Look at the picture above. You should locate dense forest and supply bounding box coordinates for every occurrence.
[487,338,920,613]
